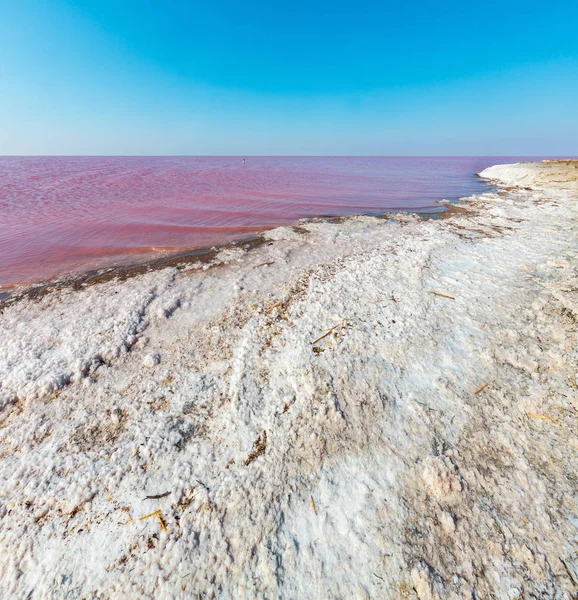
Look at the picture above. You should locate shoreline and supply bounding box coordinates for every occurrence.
[0,160,576,599]
[0,206,457,309]
[4,154,502,299]
[0,234,269,309]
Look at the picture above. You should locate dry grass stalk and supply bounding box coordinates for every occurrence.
[139,509,168,531]
[429,291,455,300]
[139,509,161,521]
[311,496,317,515]
[525,413,561,427]
[254,261,275,268]
[312,326,338,345]
[474,383,488,396]
[157,513,168,531]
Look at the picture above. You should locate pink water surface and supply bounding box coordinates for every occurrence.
[0,156,546,289]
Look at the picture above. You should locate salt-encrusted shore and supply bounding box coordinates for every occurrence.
[0,161,577,599]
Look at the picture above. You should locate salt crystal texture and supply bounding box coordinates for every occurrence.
[0,160,577,599]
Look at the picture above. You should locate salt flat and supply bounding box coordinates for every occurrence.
[0,161,577,599]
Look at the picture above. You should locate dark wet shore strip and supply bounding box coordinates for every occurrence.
[0,200,471,311]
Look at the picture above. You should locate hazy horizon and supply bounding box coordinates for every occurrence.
[2,154,577,158]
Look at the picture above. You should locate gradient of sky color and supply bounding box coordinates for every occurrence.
[1,0,577,155]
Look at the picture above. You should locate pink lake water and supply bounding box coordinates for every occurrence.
[0,156,548,289]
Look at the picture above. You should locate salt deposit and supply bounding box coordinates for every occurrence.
[0,161,576,599]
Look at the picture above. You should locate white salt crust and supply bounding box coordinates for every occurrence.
[0,161,577,599]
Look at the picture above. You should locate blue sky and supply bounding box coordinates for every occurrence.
[0,0,577,155]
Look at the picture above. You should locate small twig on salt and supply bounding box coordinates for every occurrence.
[311,496,317,515]
[196,480,210,492]
[474,383,488,396]
[312,325,338,345]
[429,291,455,300]
[254,261,275,268]
[143,491,171,500]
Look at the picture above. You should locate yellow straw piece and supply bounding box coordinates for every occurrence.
[525,413,561,426]
[139,509,161,521]
[311,496,317,515]
[139,509,168,530]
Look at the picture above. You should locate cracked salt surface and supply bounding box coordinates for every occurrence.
[0,161,577,599]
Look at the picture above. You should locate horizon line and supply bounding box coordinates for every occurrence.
[1,154,576,158]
